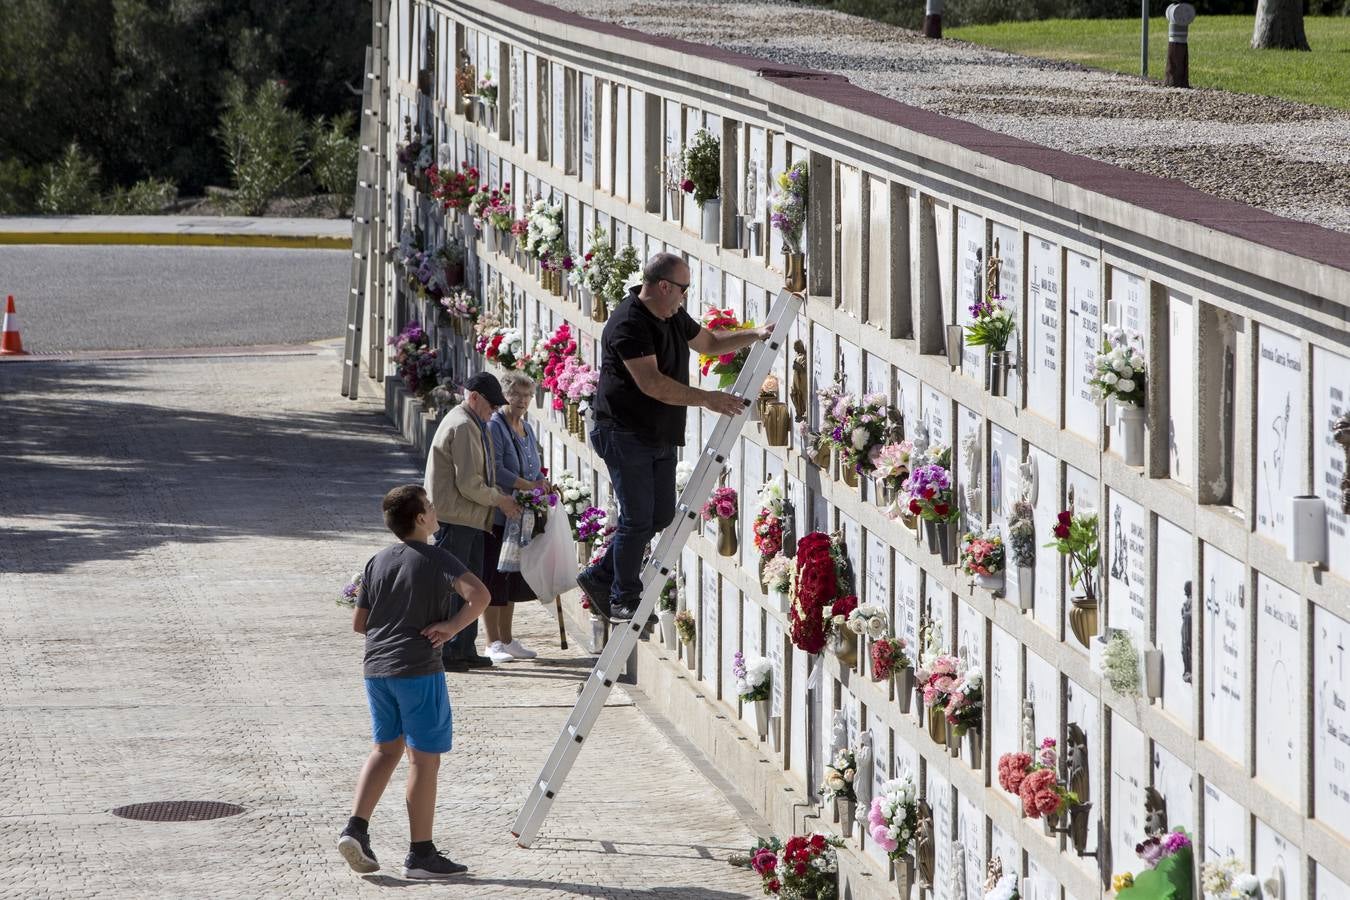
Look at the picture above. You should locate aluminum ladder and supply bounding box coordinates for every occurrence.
[511,287,803,847]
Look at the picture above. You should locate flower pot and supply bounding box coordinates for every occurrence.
[577,542,591,566]
[963,731,982,769]
[1068,595,1099,648]
[1143,647,1163,700]
[936,520,957,565]
[445,263,464,288]
[717,515,738,557]
[566,401,581,435]
[1042,811,1060,838]
[700,198,721,243]
[592,299,609,323]
[784,252,806,293]
[811,440,831,470]
[1066,802,1093,855]
[745,220,764,257]
[987,350,1013,397]
[829,631,859,670]
[1288,495,1328,563]
[924,519,939,554]
[484,226,497,254]
[841,460,859,488]
[751,698,769,739]
[666,187,682,218]
[1017,566,1035,611]
[1117,403,1146,466]
[590,614,606,654]
[776,590,790,616]
[878,484,898,509]
[837,797,856,838]
[769,716,782,753]
[535,385,545,409]
[763,400,791,446]
[459,212,474,240]
[896,667,915,714]
[975,571,1005,595]
[579,286,593,317]
[926,704,947,745]
[946,727,961,757]
[500,232,515,257]
[658,610,677,647]
[894,856,915,898]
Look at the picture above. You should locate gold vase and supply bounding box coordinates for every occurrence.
[839,451,859,487]
[717,516,738,556]
[566,401,580,436]
[762,400,791,446]
[784,252,806,293]
[592,299,609,323]
[550,270,563,297]
[811,439,831,469]
[829,631,858,669]
[927,704,948,745]
[1069,595,1099,648]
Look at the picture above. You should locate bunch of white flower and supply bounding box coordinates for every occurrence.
[1201,858,1260,897]
[1090,326,1147,407]
[755,479,784,513]
[554,471,591,519]
[675,460,696,493]
[982,871,1020,900]
[846,603,889,639]
[524,199,564,261]
[734,654,772,700]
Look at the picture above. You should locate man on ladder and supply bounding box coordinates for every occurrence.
[577,252,772,623]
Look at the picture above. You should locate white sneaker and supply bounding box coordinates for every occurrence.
[486,641,515,663]
[502,639,537,659]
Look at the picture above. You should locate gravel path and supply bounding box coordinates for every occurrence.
[547,0,1350,235]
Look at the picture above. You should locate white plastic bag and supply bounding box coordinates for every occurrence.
[520,505,578,600]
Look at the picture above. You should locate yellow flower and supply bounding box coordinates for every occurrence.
[1111,873,1134,891]
[776,172,791,190]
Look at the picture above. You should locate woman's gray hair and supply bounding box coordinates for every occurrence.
[642,251,686,285]
[499,370,536,397]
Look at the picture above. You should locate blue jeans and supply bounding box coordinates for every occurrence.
[589,423,677,604]
[435,522,484,661]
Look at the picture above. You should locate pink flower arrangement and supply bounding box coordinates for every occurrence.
[869,636,911,682]
[996,738,1079,820]
[700,486,738,522]
[1019,768,1064,818]
[997,752,1032,794]
[566,363,599,408]
[916,654,959,708]
[959,531,1006,577]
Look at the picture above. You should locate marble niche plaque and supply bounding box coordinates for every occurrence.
[989,625,1021,793]
[1312,346,1350,580]
[1256,819,1303,900]
[524,52,538,156]
[1203,780,1248,863]
[1256,325,1306,546]
[1065,676,1100,858]
[767,618,785,718]
[956,599,985,672]
[721,586,742,706]
[924,771,954,899]
[839,165,864,318]
[1025,237,1061,423]
[1028,443,1061,630]
[1314,605,1350,839]
[1316,863,1349,900]
[894,555,920,653]
[1025,650,1061,745]
[864,534,890,640]
[1152,742,1194,834]
[1256,574,1302,802]
[865,730,890,868]
[957,208,986,381]
[579,74,596,185]
[550,62,565,170]
[1110,714,1147,875]
[1155,517,1195,727]
[599,83,614,195]
[1064,250,1101,439]
[992,221,1023,401]
[614,85,628,201]
[921,384,949,448]
[1105,489,1149,642]
[1109,267,1147,334]
[1167,291,1195,485]
[840,339,862,399]
[628,89,645,204]
[956,405,984,532]
[1202,542,1248,764]
[811,325,836,431]
[701,564,720,691]
[957,792,985,900]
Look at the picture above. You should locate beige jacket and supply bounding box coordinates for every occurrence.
[424,405,500,531]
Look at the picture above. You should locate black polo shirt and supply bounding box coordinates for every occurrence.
[593,285,702,447]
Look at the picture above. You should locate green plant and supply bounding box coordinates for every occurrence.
[216,79,307,215]
[0,160,43,214]
[680,128,721,206]
[310,111,359,216]
[1046,510,1100,600]
[604,245,640,308]
[1102,631,1141,695]
[38,143,102,214]
[102,178,178,214]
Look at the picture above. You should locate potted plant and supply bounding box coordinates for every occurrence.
[733,650,772,739]
[770,160,808,292]
[657,576,678,647]
[820,748,859,837]
[960,530,1006,594]
[867,774,921,892]
[1008,499,1036,611]
[701,487,739,556]
[869,635,914,713]
[1046,509,1100,648]
[1091,326,1148,466]
[681,128,722,243]
[965,293,1017,397]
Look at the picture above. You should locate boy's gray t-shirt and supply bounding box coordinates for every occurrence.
[358,542,467,678]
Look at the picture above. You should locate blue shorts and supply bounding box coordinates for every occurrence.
[364,672,453,753]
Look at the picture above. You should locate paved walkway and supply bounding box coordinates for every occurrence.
[0,349,763,899]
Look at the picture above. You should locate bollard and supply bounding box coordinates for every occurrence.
[1165,3,1197,88]
[923,0,943,39]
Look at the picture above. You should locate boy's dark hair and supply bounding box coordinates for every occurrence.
[382,484,429,539]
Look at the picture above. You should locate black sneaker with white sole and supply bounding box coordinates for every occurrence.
[608,599,659,628]
[402,850,469,879]
[337,829,379,874]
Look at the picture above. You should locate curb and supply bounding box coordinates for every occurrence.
[0,231,350,250]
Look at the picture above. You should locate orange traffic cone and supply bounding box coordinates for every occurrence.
[1,295,27,355]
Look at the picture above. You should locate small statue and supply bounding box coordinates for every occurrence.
[962,430,982,517]
[1335,412,1350,514]
[853,733,874,827]
[984,857,1004,892]
[915,802,935,888]
[911,419,931,457]
[1021,700,1036,755]
[1143,786,1168,837]
[790,340,809,422]
[985,238,1002,300]
[781,498,797,559]
[830,710,849,757]
[1181,580,1194,684]
[950,842,967,900]
[1065,723,1089,803]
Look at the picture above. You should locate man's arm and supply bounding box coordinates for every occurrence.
[623,355,745,416]
[352,607,370,634]
[688,324,772,358]
[420,572,492,647]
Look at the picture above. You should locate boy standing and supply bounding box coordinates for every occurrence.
[337,484,490,879]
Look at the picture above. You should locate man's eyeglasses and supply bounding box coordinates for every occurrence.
[660,278,690,294]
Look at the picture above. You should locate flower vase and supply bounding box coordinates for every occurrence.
[762,400,791,446]
[946,727,961,757]
[745,220,764,257]
[1068,595,1099,648]
[896,667,915,714]
[926,704,947,745]
[579,286,593,318]
[484,226,497,254]
[658,610,677,648]
[975,571,1005,595]
[811,440,831,470]
[592,299,609,323]
[751,698,769,739]
[784,252,806,293]
[1143,647,1164,700]
[894,856,915,898]
[769,716,782,753]
[549,270,564,297]
[535,385,545,409]
[987,350,1012,397]
[700,198,721,243]
[1042,811,1059,838]
[500,231,515,257]
[566,401,581,436]
[837,797,856,838]
[758,558,769,595]
[963,731,982,768]
[666,187,682,219]
[841,461,859,488]
[829,631,858,669]
[1117,403,1146,466]
[1017,566,1035,611]
[576,542,591,566]
[936,520,957,566]
[590,615,606,654]
[923,520,938,554]
[459,212,474,241]
[878,484,898,510]
[717,516,738,556]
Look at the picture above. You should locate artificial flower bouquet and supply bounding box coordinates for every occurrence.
[1199,855,1260,899]
[761,555,794,593]
[658,576,678,614]
[845,603,888,640]
[904,458,959,524]
[819,748,857,804]
[1046,509,1100,600]
[960,531,1006,578]
[996,738,1079,820]
[554,471,592,531]
[700,486,739,522]
[571,228,613,292]
[733,651,771,702]
[964,293,1016,352]
[752,482,786,560]
[565,362,599,414]
[387,322,440,396]
[481,183,514,235]
[944,666,983,737]
[476,71,498,105]
[576,506,607,546]
[1091,326,1147,408]
[337,573,362,608]
[602,244,641,308]
[523,198,565,268]
[827,594,859,643]
[790,532,839,653]
[483,326,528,371]
[869,636,912,682]
[867,774,920,861]
[836,393,896,477]
[697,307,758,389]
[430,160,480,212]
[749,833,843,900]
[917,653,959,712]
[675,610,696,644]
[1113,830,1194,900]
[769,160,809,254]
[539,323,578,401]
[396,128,426,178]
[874,441,913,498]
[1007,500,1036,569]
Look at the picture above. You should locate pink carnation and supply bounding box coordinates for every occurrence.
[1018,768,1063,819]
[997,752,1032,794]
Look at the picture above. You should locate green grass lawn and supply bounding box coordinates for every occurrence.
[947,16,1350,110]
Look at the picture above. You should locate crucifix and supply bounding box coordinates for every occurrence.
[985,238,1003,300]
[1335,412,1350,514]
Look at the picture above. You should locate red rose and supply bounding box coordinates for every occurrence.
[767,879,780,893]
[1053,523,1070,539]
[1057,511,1072,526]
[908,499,921,515]
[934,502,949,517]
[810,834,826,850]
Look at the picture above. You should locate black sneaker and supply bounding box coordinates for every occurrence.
[576,567,614,623]
[337,828,379,874]
[444,655,494,671]
[402,850,469,879]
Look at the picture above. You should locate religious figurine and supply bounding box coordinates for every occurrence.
[950,843,967,900]
[985,238,1002,299]
[962,431,982,517]
[915,802,935,888]
[790,340,809,422]
[1335,412,1350,514]
[780,498,797,559]
[853,733,874,828]
[1143,786,1168,837]
[832,531,856,597]
[830,710,849,757]
[1021,700,1036,755]
[1065,723,1089,803]
[911,419,930,457]
[1181,580,1194,683]
[984,857,1004,893]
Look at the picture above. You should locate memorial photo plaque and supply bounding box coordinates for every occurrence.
[1106,490,1148,641]
[1313,346,1350,580]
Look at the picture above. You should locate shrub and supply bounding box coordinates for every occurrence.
[310,111,359,216]
[0,159,43,214]
[38,143,103,215]
[102,178,179,214]
[216,79,307,215]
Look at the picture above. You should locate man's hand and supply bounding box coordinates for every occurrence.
[497,493,523,518]
[756,324,775,342]
[421,621,456,648]
[531,478,551,493]
[703,389,748,417]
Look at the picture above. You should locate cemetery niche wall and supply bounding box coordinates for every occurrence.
[367,0,1350,896]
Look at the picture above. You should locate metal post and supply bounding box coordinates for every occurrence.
[1141,0,1150,79]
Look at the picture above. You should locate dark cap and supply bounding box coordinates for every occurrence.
[464,371,507,406]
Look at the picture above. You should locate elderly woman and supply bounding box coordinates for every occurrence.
[480,370,549,662]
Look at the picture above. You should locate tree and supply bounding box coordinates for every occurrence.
[1251,0,1311,50]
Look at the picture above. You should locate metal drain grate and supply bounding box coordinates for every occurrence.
[112,800,246,822]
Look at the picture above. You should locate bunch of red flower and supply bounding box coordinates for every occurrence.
[748,833,840,898]
[752,507,782,559]
[484,331,505,362]
[430,161,481,212]
[790,532,837,654]
[996,747,1077,820]
[538,323,578,402]
[869,636,910,682]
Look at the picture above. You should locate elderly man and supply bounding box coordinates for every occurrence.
[577,252,770,622]
[425,371,522,670]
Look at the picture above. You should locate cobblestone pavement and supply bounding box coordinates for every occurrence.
[0,350,764,899]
